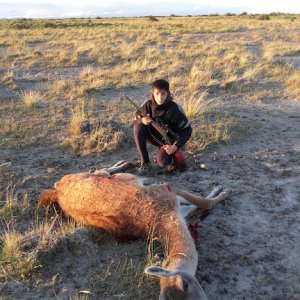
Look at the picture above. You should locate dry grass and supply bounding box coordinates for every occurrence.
[81,124,124,155]
[285,70,300,98]
[0,69,18,89]
[180,91,210,119]
[263,42,300,61]
[91,254,156,298]
[0,188,37,280]
[20,90,42,108]
[69,293,90,300]
[0,184,27,216]
[64,101,125,154]
[69,104,86,136]
[0,230,39,280]
[0,118,17,134]
[0,194,81,282]
[0,13,299,299]
[1,16,298,92]
[187,114,238,153]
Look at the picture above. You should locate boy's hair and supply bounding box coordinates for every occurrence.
[151,79,170,92]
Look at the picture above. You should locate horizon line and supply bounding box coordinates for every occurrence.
[1,11,299,20]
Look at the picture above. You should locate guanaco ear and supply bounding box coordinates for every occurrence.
[145,266,176,278]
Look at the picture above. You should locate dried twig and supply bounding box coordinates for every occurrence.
[0,162,11,168]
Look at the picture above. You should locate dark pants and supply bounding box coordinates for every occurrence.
[134,122,164,164]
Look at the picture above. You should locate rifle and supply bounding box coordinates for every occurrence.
[124,95,176,145]
[124,94,187,168]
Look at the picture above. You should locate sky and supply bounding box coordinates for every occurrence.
[0,0,300,19]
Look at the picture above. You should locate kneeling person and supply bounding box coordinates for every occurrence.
[134,79,192,174]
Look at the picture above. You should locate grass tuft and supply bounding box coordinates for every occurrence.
[285,70,300,98]
[180,91,209,119]
[187,113,238,153]
[0,229,41,280]
[82,124,124,155]
[69,104,86,136]
[20,90,41,108]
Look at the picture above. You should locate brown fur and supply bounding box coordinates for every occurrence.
[39,165,229,300]
[40,173,177,239]
[39,189,58,206]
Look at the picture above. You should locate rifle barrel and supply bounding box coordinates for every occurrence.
[124,95,140,111]
[124,94,173,145]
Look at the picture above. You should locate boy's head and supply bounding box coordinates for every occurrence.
[151,79,170,105]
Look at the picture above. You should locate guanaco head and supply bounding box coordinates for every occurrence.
[145,266,208,300]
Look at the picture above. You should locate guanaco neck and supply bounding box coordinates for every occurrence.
[159,213,198,275]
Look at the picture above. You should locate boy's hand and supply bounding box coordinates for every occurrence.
[141,114,152,125]
[163,144,178,155]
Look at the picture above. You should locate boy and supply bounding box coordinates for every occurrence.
[134,79,192,174]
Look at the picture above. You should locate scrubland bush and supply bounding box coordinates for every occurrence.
[148,16,159,22]
[257,14,270,20]
[225,13,236,17]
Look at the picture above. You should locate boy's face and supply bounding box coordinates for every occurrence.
[152,88,168,105]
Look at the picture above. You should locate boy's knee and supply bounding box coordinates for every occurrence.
[156,147,172,167]
[134,121,146,133]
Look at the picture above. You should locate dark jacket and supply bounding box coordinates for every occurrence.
[136,94,192,148]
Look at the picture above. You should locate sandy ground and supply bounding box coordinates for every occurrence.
[1,95,299,300]
[191,98,300,299]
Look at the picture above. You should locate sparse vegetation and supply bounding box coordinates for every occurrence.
[256,14,271,20]
[90,254,157,298]
[188,114,238,152]
[81,123,124,155]
[285,70,300,98]
[20,90,41,108]
[180,92,207,119]
[0,69,18,89]
[0,13,300,299]
[148,16,159,22]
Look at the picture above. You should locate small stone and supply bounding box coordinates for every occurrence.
[226,230,235,237]
[245,257,254,266]
[207,252,218,262]
[47,167,56,173]
[201,274,212,284]
[221,237,231,246]
[294,293,300,300]
[223,263,231,270]
[256,296,266,300]
[201,280,208,287]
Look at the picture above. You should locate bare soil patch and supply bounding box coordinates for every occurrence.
[1,94,299,299]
